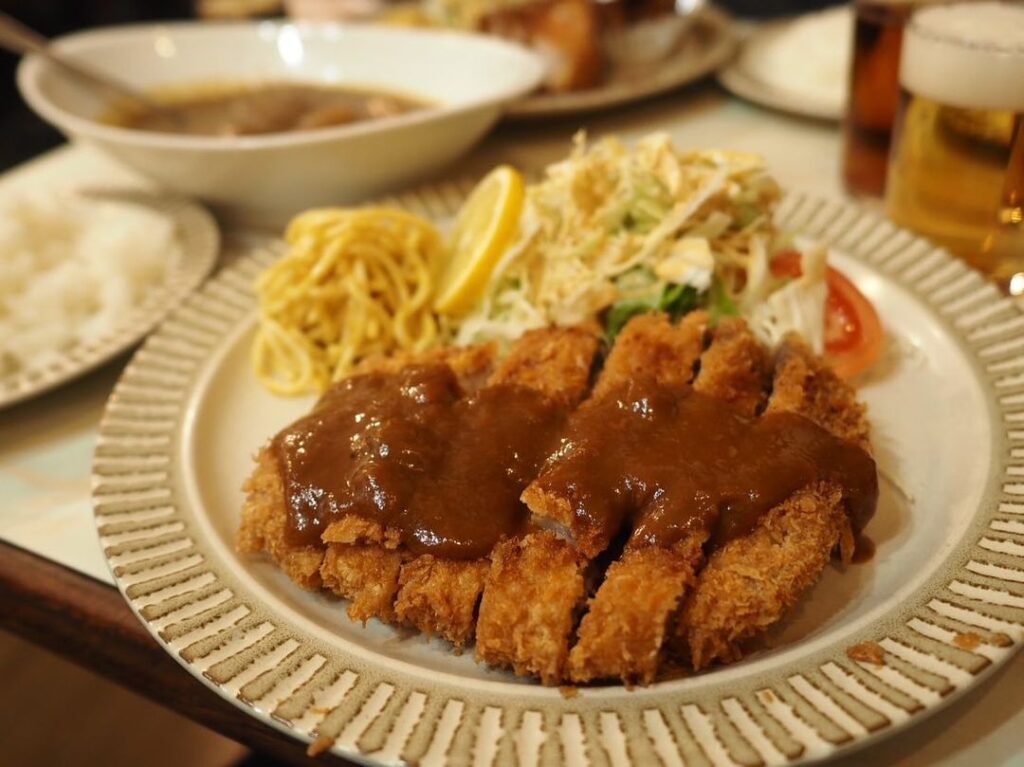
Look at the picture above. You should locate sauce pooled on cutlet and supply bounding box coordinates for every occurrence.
[273,364,878,558]
[273,363,568,558]
[533,376,878,548]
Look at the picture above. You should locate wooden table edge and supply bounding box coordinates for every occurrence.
[0,539,354,766]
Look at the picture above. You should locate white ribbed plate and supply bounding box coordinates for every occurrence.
[94,187,1024,766]
[0,188,219,410]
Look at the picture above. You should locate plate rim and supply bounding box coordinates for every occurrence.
[0,187,220,410]
[506,5,738,119]
[93,187,1024,766]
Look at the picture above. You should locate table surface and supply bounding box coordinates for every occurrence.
[1,83,1022,766]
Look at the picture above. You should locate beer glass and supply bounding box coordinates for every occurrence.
[885,2,1024,292]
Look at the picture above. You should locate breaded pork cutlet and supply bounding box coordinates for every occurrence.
[400,326,599,648]
[567,317,771,684]
[495,311,712,684]
[521,312,710,558]
[674,333,871,669]
[241,312,876,686]
[479,313,706,684]
[316,343,499,626]
[237,343,496,619]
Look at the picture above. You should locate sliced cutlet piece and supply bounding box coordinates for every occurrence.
[475,531,586,685]
[523,311,709,559]
[321,545,404,623]
[487,316,706,682]
[568,317,768,684]
[398,326,601,647]
[238,448,324,590]
[693,316,772,415]
[675,337,871,668]
[485,324,600,405]
[593,311,708,398]
[238,342,496,602]
[767,333,870,451]
[680,483,847,668]
[568,536,704,684]
[313,343,496,623]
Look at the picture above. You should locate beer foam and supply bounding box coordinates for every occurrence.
[901,2,1024,110]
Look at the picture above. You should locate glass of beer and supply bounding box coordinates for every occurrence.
[841,0,918,198]
[885,2,1024,292]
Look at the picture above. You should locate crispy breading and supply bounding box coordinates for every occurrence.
[237,448,324,590]
[321,516,401,548]
[314,341,498,620]
[679,483,846,669]
[442,327,600,664]
[693,317,771,416]
[475,532,585,684]
[593,311,707,396]
[394,556,489,646]
[487,325,599,404]
[568,319,768,683]
[767,334,871,451]
[320,544,403,623]
[355,342,497,391]
[523,311,708,558]
[568,536,704,684]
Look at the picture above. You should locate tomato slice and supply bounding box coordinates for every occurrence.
[771,249,883,379]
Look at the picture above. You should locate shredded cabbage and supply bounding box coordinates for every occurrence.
[449,132,828,349]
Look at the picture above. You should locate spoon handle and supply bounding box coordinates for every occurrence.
[0,12,166,112]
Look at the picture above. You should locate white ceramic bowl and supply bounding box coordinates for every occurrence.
[18,22,545,222]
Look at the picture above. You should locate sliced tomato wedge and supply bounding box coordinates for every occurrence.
[772,249,884,379]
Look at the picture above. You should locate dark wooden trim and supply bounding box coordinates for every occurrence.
[0,540,354,766]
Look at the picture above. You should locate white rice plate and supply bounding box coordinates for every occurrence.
[0,193,178,376]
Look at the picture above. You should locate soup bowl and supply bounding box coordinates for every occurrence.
[18,22,545,223]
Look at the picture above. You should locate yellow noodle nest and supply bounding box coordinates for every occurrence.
[252,207,441,395]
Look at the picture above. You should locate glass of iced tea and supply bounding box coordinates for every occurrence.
[885,2,1024,292]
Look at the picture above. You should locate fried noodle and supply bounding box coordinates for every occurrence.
[252,208,441,395]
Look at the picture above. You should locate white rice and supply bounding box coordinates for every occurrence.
[0,193,177,376]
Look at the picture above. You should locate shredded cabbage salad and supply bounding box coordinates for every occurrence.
[450,132,829,352]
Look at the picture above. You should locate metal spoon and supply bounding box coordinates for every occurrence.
[0,12,180,125]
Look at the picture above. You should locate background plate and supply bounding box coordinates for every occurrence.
[717,9,851,122]
[0,189,219,410]
[507,6,737,119]
[94,187,1024,766]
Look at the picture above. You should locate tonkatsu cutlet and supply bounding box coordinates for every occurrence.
[566,316,772,684]
[674,334,873,668]
[238,312,878,686]
[398,325,599,648]
[478,313,705,683]
[237,343,496,610]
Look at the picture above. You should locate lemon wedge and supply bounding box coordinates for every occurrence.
[434,165,524,315]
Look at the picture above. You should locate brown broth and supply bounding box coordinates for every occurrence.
[103,81,429,137]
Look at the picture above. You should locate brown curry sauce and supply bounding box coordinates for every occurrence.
[274,363,878,558]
